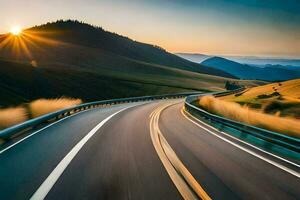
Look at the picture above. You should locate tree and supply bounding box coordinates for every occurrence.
[225,81,241,90]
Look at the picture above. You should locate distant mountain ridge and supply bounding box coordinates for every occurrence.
[175,53,210,63]
[262,64,300,73]
[201,56,300,81]
[226,57,300,66]
[176,53,300,66]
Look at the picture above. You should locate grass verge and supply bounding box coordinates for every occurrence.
[198,96,300,139]
[29,98,82,118]
[0,107,28,129]
[0,97,82,130]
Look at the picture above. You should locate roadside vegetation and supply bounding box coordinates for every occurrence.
[0,97,81,130]
[29,98,82,118]
[198,79,300,138]
[220,79,300,118]
[198,96,300,138]
[0,107,28,130]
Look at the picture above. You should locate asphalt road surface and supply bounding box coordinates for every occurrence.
[0,99,299,200]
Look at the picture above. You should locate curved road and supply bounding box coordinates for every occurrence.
[0,99,299,200]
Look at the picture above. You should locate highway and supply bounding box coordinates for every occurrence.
[0,99,299,200]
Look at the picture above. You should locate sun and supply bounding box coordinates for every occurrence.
[10,25,22,36]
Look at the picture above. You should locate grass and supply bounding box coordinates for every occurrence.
[29,98,82,118]
[221,79,300,118]
[0,59,266,107]
[0,107,28,129]
[262,101,300,118]
[198,96,300,138]
[0,97,82,130]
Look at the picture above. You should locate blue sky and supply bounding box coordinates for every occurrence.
[0,0,299,58]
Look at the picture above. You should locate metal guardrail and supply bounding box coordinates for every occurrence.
[214,87,246,97]
[0,92,201,141]
[184,92,300,153]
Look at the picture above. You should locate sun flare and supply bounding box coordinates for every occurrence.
[10,26,22,36]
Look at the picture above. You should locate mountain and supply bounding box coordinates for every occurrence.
[201,57,300,81]
[175,53,211,63]
[1,20,257,107]
[262,64,300,73]
[175,53,300,68]
[0,20,233,78]
[223,56,300,66]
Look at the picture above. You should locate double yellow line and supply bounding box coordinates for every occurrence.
[149,103,211,200]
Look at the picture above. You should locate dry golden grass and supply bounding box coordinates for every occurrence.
[29,98,82,118]
[0,97,83,130]
[199,96,300,138]
[0,107,28,129]
[221,79,300,102]
[220,79,300,118]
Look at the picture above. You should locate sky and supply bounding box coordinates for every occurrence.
[0,0,299,58]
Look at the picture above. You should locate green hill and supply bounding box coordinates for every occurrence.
[0,20,234,77]
[0,20,263,107]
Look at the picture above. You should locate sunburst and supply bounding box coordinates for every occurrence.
[0,26,65,67]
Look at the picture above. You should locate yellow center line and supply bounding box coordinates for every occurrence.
[149,102,212,200]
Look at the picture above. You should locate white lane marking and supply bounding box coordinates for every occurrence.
[0,109,91,154]
[30,105,134,200]
[181,109,300,178]
[182,109,300,169]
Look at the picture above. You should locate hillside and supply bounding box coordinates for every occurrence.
[221,79,300,118]
[0,20,264,107]
[0,58,265,107]
[201,57,300,81]
[0,20,234,78]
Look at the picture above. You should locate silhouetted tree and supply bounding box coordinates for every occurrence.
[225,81,240,90]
